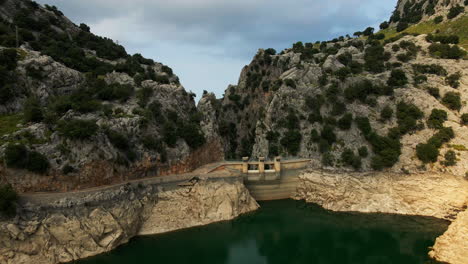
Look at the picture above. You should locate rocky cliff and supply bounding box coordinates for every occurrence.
[203,2,467,177]
[0,0,223,192]
[0,178,258,264]
[294,170,468,220]
[390,0,466,27]
[429,208,468,264]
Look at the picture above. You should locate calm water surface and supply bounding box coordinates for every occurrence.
[77,200,448,264]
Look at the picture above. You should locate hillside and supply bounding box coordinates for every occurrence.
[0,0,467,193]
[0,0,221,192]
[201,0,468,176]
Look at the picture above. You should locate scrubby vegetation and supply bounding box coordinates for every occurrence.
[445,72,461,88]
[4,144,49,174]
[417,127,455,163]
[462,114,468,125]
[56,119,99,140]
[442,92,462,111]
[427,109,448,129]
[341,148,361,170]
[428,43,466,59]
[442,150,457,166]
[0,184,17,217]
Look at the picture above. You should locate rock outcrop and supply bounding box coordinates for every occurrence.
[429,208,468,264]
[293,170,468,220]
[0,178,258,264]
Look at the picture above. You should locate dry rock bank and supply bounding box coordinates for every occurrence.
[0,178,258,264]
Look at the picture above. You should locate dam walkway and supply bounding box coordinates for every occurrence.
[19,158,310,204]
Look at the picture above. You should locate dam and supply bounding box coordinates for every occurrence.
[195,157,311,201]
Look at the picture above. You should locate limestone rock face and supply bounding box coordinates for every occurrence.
[139,179,259,235]
[0,178,258,264]
[293,170,468,220]
[429,209,468,264]
[212,33,468,176]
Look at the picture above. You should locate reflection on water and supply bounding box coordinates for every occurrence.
[77,200,448,264]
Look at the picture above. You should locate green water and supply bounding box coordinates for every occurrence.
[77,200,448,264]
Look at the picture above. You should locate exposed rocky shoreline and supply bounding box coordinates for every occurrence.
[293,170,468,264]
[0,177,258,264]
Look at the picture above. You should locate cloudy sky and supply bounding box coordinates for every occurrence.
[36,0,397,100]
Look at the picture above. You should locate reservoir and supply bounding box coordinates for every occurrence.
[77,199,448,264]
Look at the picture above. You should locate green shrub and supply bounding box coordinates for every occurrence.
[427,87,440,98]
[163,122,178,147]
[4,144,49,174]
[105,129,130,150]
[380,106,393,121]
[136,87,153,107]
[319,139,331,153]
[57,119,98,140]
[427,109,448,129]
[161,65,173,76]
[0,184,17,216]
[26,65,44,80]
[280,130,302,155]
[321,125,337,144]
[0,49,18,70]
[62,164,76,175]
[387,69,408,87]
[310,129,320,143]
[178,123,206,149]
[358,146,369,157]
[434,16,443,24]
[426,34,459,44]
[379,21,389,29]
[337,52,352,66]
[284,79,296,89]
[364,44,390,73]
[26,151,49,174]
[97,83,134,102]
[321,152,334,166]
[369,133,402,170]
[396,102,424,134]
[23,97,43,123]
[344,80,382,103]
[447,5,464,19]
[461,114,468,125]
[335,67,351,80]
[417,126,455,163]
[416,143,439,163]
[428,127,455,148]
[331,101,346,116]
[445,73,461,88]
[396,52,413,62]
[341,148,361,169]
[338,113,353,130]
[4,144,28,169]
[442,92,462,111]
[428,43,466,59]
[412,64,447,76]
[396,22,408,32]
[442,150,457,166]
[355,117,372,137]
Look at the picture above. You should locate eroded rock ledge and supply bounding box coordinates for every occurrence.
[293,170,468,220]
[293,170,468,264]
[0,178,258,264]
[429,209,468,264]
